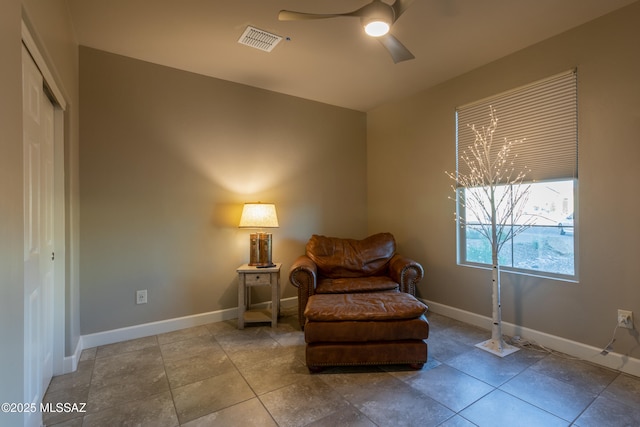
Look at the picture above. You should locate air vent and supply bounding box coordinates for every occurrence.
[238,26,283,52]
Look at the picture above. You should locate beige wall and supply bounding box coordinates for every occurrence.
[79,47,367,334]
[368,2,640,358]
[0,0,26,417]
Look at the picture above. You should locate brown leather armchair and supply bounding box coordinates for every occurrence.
[289,232,424,329]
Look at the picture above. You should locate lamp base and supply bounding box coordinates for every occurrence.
[248,232,273,267]
[256,263,276,268]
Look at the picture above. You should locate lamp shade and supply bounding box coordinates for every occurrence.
[238,203,279,228]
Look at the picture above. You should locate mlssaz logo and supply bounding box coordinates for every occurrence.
[41,402,87,413]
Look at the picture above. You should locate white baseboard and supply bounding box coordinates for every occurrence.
[62,297,298,374]
[65,296,638,378]
[422,299,640,378]
[63,339,83,374]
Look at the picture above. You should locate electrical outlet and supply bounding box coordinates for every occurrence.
[617,309,633,329]
[136,290,147,305]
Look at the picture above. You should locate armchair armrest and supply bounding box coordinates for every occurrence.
[389,254,424,296]
[289,255,318,329]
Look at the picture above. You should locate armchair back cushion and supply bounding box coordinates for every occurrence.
[306,233,396,278]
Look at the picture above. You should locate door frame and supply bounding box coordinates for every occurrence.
[21,19,66,378]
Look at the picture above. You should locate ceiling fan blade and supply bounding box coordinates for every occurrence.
[278,2,373,22]
[278,10,345,21]
[378,34,414,63]
[391,0,416,21]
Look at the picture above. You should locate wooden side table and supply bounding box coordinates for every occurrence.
[237,263,281,329]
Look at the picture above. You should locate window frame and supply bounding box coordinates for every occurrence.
[456,178,579,282]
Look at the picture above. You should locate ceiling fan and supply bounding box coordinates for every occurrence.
[278,0,416,63]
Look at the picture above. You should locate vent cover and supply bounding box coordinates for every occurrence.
[238,26,283,52]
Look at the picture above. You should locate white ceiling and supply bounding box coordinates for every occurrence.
[66,0,636,112]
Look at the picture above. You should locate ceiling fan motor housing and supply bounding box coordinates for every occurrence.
[361,1,395,36]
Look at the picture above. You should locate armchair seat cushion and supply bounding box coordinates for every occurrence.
[315,276,399,294]
[304,292,427,322]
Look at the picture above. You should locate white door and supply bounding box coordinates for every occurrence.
[22,44,55,427]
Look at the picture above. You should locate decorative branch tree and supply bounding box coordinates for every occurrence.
[447,106,534,357]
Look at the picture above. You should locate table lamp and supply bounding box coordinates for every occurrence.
[238,202,279,267]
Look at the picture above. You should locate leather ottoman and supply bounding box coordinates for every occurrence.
[303,292,429,372]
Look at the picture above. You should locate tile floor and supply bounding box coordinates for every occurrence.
[43,309,640,426]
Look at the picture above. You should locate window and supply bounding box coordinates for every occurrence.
[455,71,577,280]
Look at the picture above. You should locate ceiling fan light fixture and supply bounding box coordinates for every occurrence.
[364,20,390,37]
[361,0,394,37]
[278,0,415,62]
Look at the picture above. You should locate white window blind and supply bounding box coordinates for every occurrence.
[456,70,577,183]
